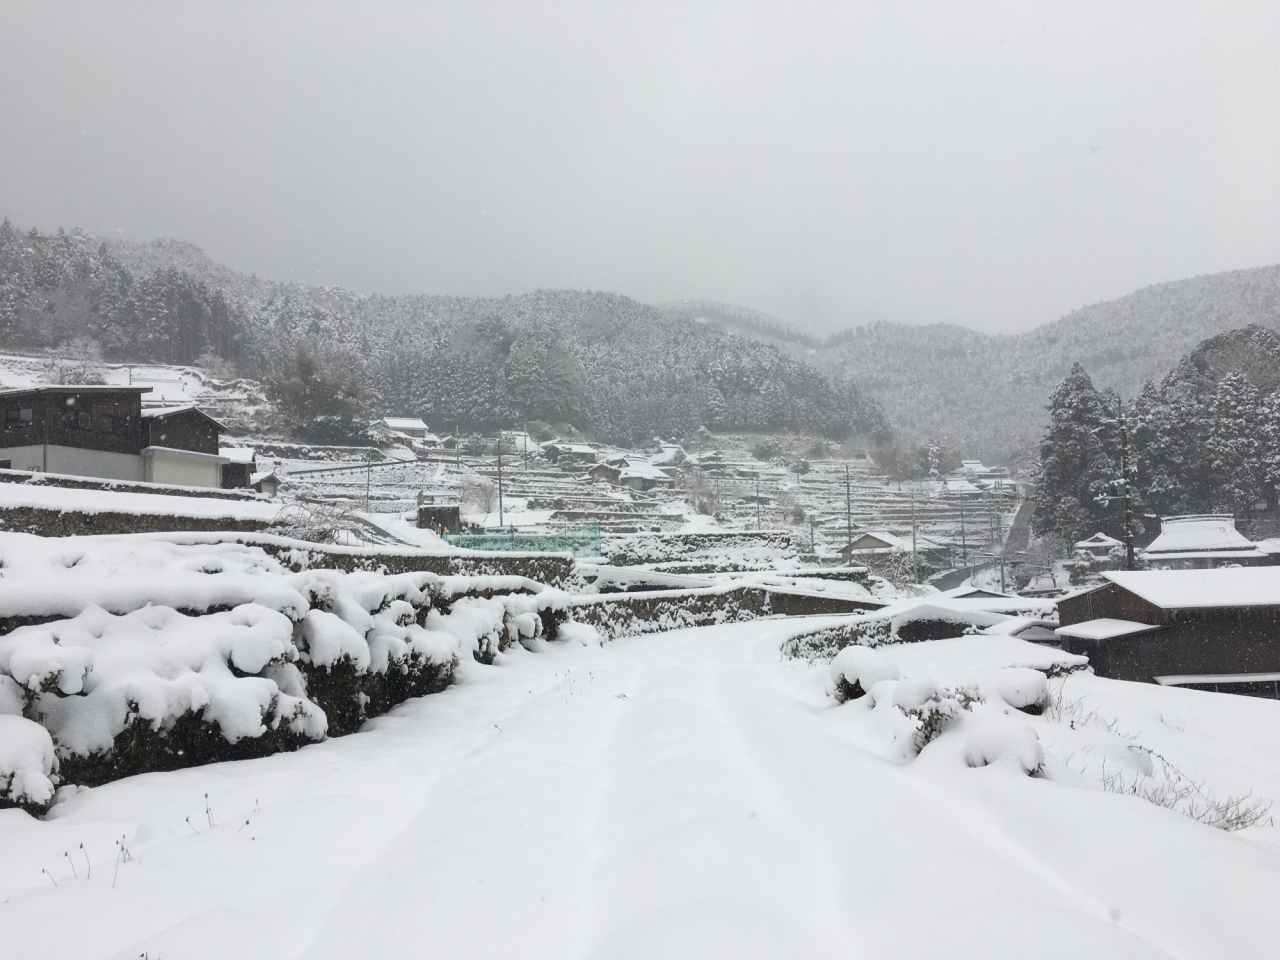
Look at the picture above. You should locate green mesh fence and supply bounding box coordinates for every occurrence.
[444,522,601,558]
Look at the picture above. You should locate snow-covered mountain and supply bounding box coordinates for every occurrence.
[671,265,1280,460]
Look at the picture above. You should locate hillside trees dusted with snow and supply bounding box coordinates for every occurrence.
[1034,327,1280,541]
[1,225,890,444]
[0,222,246,366]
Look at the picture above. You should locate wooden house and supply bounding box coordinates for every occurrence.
[1056,568,1280,695]
[140,405,230,488]
[0,385,152,480]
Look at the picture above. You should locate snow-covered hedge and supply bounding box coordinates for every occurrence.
[0,532,564,797]
[565,584,772,639]
[602,531,803,567]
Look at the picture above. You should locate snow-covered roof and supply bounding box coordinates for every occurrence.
[140,403,195,418]
[842,531,911,552]
[1140,515,1264,559]
[219,447,256,464]
[938,585,1014,600]
[619,461,674,481]
[378,417,428,432]
[1076,532,1123,549]
[1055,618,1161,641]
[141,404,228,430]
[1103,567,1280,610]
[548,443,598,455]
[1156,672,1280,686]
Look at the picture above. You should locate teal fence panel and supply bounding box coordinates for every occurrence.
[445,522,601,558]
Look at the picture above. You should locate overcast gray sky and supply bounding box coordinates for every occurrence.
[2,1,1278,334]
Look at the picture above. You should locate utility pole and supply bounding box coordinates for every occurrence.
[959,499,968,566]
[910,490,919,584]
[455,423,460,470]
[1118,399,1136,570]
[755,473,761,530]
[365,456,372,513]
[992,495,1006,593]
[497,439,505,527]
[845,463,853,553]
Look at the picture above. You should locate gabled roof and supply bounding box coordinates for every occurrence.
[379,416,428,431]
[219,447,256,464]
[1076,532,1124,548]
[619,461,674,481]
[0,385,152,396]
[1103,567,1280,610]
[141,404,227,431]
[842,531,910,552]
[938,585,1015,600]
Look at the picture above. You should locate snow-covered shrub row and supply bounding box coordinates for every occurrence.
[783,599,1053,663]
[0,532,564,794]
[826,647,1048,776]
[234,532,578,587]
[602,531,804,567]
[781,616,893,661]
[564,584,772,639]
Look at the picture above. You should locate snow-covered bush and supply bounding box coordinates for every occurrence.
[963,715,1045,775]
[830,647,899,703]
[0,532,569,799]
[5,603,329,786]
[892,677,978,753]
[0,715,56,815]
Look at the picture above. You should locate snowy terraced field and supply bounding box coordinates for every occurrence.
[4,621,1279,959]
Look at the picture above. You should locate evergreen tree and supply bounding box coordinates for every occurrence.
[268,345,367,444]
[1206,372,1263,514]
[1032,363,1119,542]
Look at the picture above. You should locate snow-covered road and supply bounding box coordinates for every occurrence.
[5,621,1280,959]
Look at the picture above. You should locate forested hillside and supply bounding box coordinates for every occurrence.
[0,223,889,445]
[677,268,1280,460]
[1032,326,1280,544]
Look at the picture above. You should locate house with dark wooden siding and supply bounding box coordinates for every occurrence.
[0,385,151,480]
[0,387,232,489]
[1056,568,1280,696]
[140,405,230,488]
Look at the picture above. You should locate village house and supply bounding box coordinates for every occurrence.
[543,442,599,466]
[0,385,152,480]
[1074,531,1125,557]
[588,462,623,484]
[0,387,235,489]
[1056,567,1280,696]
[838,530,951,568]
[220,446,257,488]
[140,404,231,488]
[1139,515,1268,569]
[371,416,430,441]
[618,460,677,492]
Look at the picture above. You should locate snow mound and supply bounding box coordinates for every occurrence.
[0,715,56,813]
[964,714,1045,775]
[830,646,899,702]
[986,667,1049,715]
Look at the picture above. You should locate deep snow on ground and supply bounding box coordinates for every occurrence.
[4,622,1280,959]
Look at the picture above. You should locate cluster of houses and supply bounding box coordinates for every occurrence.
[9,391,1280,702]
[0,385,275,492]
